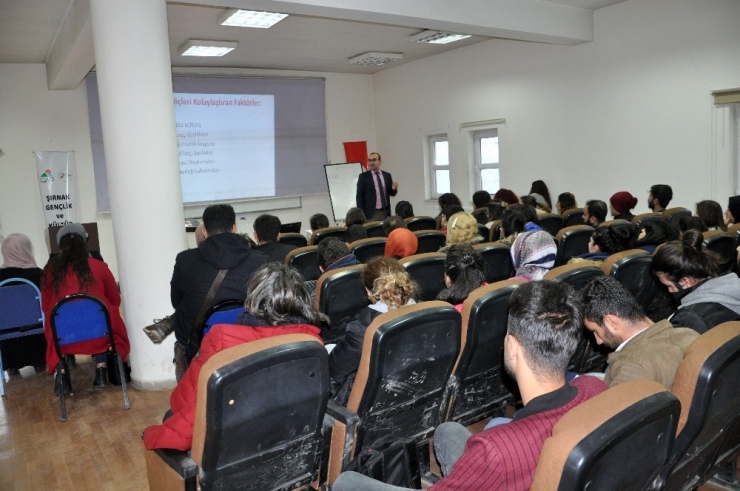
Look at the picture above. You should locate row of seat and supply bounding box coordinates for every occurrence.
[145,300,740,491]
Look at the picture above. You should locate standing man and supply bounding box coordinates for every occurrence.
[356,152,399,221]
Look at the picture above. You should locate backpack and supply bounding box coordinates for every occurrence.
[346,435,421,488]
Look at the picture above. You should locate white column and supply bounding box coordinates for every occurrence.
[90,0,185,389]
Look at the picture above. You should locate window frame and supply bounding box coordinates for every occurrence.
[473,128,500,193]
[429,134,450,199]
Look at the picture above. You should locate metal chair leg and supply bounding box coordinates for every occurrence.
[117,354,130,409]
[57,365,67,422]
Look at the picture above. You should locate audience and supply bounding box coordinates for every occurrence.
[636,219,677,254]
[529,179,553,209]
[510,230,557,281]
[382,215,407,236]
[652,230,740,333]
[437,244,485,311]
[143,263,326,451]
[310,213,330,231]
[328,257,416,404]
[253,214,296,263]
[485,199,507,229]
[678,215,706,235]
[498,205,540,245]
[436,193,462,230]
[394,200,414,219]
[344,224,368,245]
[493,188,519,206]
[521,195,550,215]
[317,238,360,273]
[582,199,608,227]
[581,276,698,388]
[0,233,46,374]
[609,191,639,222]
[42,223,131,391]
[345,207,367,226]
[472,190,492,224]
[725,195,740,227]
[568,222,635,266]
[439,205,465,235]
[696,200,726,231]
[556,192,578,215]
[333,280,607,491]
[440,212,483,252]
[384,228,418,259]
[648,184,673,213]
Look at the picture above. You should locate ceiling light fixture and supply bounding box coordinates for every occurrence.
[218,9,289,28]
[348,52,403,66]
[179,40,238,57]
[410,30,471,44]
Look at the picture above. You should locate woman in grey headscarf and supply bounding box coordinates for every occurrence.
[0,233,47,373]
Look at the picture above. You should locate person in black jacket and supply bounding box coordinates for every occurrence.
[652,230,740,333]
[253,214,296,263]
[170,204,268,380]
[328,256,417,404]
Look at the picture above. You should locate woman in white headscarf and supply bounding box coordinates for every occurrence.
[0,233,47,373]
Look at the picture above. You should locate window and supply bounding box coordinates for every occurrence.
[429,134,450,197]
[474,129,499,194]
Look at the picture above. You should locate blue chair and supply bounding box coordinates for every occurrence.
[200,300,245,339]
[0,278,44,396]
[50,293,130,421]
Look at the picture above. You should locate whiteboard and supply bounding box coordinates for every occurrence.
[324,163,363,223]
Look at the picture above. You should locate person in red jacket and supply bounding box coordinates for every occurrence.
[143,262,328,451]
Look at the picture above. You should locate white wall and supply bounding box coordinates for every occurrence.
[0,64,375,277]
[372,0,740,216]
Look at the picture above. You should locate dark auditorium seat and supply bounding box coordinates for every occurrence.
[488,219,503,242]
[278,232,308,248]
[348,237,387,264]
[314,264,367,344]
[539,213,563,237]
[702,230,735,273]
[631,212,663,231]
[555,225,593,266]
[399,252,446,301]
[561,208,585,227]
[598,219,629,229]
[662,207,692,230]
[472,242,513,283]
[405,216,436,232]
[413,231,446,254]
[601,249,657,313]
[310,226,346,246]
[363,221,386,238]
[285,246,321,281]
[476,223,489,242]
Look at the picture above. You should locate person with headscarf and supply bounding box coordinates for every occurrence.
[510,230,557,281]
[609,192,639,222]
[384,228,418,259]
[0,233,47,373]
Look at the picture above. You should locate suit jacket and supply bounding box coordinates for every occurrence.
[356,169,397,220]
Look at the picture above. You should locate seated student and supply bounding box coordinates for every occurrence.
[724,195,740,227]
[678,215,707,236]
[580,276,699,389]
[609,191,639,222]
[328,257,416,403]
[568,222,635,267]
[636,220,677,254]
[344,224,368,246]
[439,204,465,235]
[440,212,483,252]
[253,214,296,263]
[318,238,361,273]
[493,188,519,207]
[511,230,557,281]
[556,192,578,215]
[436,193,462,230]
[522,194,551,214]
[583,199,608,228]
[529,179,553,209]
[472,190,492,224]
[382,215,407,236]
[652,230,740,333]
[437,244,485,311]
[384,228,418,259]
[394,200,414,220]
[143,263,326,451]
[485,199,507,229]
[498,204,541,246]
[332,280,607,491]
[648,184,673,213]
[696,199,726,231]
[345,207,367,226]
[310,213,330,232]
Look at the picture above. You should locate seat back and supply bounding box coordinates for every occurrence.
[310,226,346,246]
[472,242,513,283]
[631,212,664,230]
[488,220,503,242]
[314,265,368,344]
[279,232,308,248]
[285,246,322,281]
[476,223,489,242]
[729,223,740,270]
[201,300,245,339]
[663,322,740,490]
[598,219,629,229]
[0,278,44,341]
[363,221,386,238]
[601,249,657,312]
[448,280,524,425]
[662,208,692,230]
[539,213,563,237]
[702,230,735,273]
[191,334,330,491]
[347,302,461,452]
[562,208,585,227]
[555,225,594,266]
[349,238,387,264]
[50,294,113,350]
[399,252,446,301]
[544,264,604,290]
[413,230,446,254]
[531,379,680,491]
[405,216,436,232]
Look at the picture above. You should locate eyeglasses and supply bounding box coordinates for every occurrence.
[367,158,379,162]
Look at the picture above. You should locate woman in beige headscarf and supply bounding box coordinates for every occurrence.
[0,233,47,373]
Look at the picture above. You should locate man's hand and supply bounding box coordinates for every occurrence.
[392,181,399,191]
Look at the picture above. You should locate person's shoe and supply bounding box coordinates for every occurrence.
[93,367,108,388]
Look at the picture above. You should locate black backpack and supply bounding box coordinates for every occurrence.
[346,435,421,488]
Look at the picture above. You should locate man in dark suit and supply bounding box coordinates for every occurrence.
[356,152,399,221]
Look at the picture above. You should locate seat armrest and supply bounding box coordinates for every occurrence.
[154,448,199,479]
[326,400,362,482]
[326,400,360,427]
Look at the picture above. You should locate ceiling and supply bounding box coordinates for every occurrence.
[0,0,629,88]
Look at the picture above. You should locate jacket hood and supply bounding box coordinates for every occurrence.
[198,232,256,269]
[680,273,740,315]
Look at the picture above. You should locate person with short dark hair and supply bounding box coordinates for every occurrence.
[317,237,360,272]
[648,185,673,213]
[485,199,506,229]
[472,191,492,224]
[332,280,607,491]
[678,215,707,235]
[310,213,330,231]
[382,215,407,236]
[499,204,542,245]
[581,276,698,388]
[170,204,268,380]
[345,207,367,227]
[343,224,368,245]
[556,192,577,215]
[636,219,677,254]
[568,222,635,266]
[253,214,296,263]
[583,200,608,227]
[522,194,551,214]
[144,263,327,451]
[652,230,740,333]
[695,200,726,231]
[609,191,639,222]
[437,244,485,311]
[493,188,519,206]
[436,193,462,230]
[394,200,414,220]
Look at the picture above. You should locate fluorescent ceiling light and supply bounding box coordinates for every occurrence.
[348,52,403,66]
[219,9,288,28]
[410,30,471,44]
[179,40,237,57]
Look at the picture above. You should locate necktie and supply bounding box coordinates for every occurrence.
[374,171,387,209]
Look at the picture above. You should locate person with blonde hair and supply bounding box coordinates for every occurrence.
[328,256,417,404]
[440,212,482,252]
